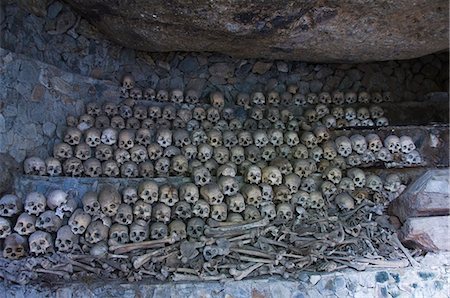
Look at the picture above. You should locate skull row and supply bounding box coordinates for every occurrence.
[237,90,392,108]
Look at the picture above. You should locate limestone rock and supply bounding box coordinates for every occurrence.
[65,0,448,62]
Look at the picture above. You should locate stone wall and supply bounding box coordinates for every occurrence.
[0,1,448,163]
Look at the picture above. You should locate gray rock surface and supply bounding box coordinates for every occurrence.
[64,0,449,62]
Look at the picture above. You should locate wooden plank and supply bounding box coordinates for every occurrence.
[399,216,450,252]
[388,169,449,222]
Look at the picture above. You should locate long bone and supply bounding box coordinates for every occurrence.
[204,217,269,237]
[110,236,176,254]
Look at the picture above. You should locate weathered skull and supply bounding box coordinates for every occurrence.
[244,145,261,163]
[218,176,239,196]
[122,74,135,89]
[98,186,121,217]
[83,158,102,177]
[149,222,167,240]
[85,220,109,244]
[365,134,383,152]
[132,200,151,221]
[111,116,126,129]
[114,204,133,225]
[335,136,352,157]
[213,146,230,164]
[400,136,416,154]
[324,166,342,184]
[102,160,120,177]
[168,220,186,241]
[86,102,102,119]
[403,150,422,164]
[384,174,402,192]
[23,157,46,176]
[335,193,355,210]
[94,144,113,161]
[143,88,156,101]
[241,184,262,207]
[36,210,62,232]
[121,161,139,178]
[260,145,276,162]
[118,130,135,150]
[224,193,244,213]
[158,184,179,207]
[78,114,95,131]
[293,93,307,106]
[197,144,213,162]
[376,147,393,162]
[251,92,266,105]
[0,217,12,239]
[192,166,212,186]
[73,143,91,161]
[284,173,301,194]
[192,200,210,218]
[276,203,294,221]
[338,177,355,192]
[309,191,325,209]
[68,209,91,235]
[55,225,78,252]
[261,166,282,186]
[53,143,73,160]
[152,203,171,223]
[376,117,389,127]
[130,219,149,242]
[321,181,337,200]
[156,90,169,102]
[242,205,260,221]
[187,217,205,238]
[211,203,228,221]
[243,165,261,184]
[306,93,318,105]
[347,168,366,188]
[13,213,36,236]
[349,134,367,154]
[130,145,148,164]
[236,92,250,108]
[82,191,101,216]
[108,224,129,246]
[84,128,101,147]
[179,183,199,203]
[273,185,292,203]
[200,183,224,205]
[357,91,370,103]
[184,89,199,104]
[260,202,276,220]
[3,233,27,259]
[366,174,383,192]
[173,201,192,220]
[209,91,224,109]
[301,132,317,149]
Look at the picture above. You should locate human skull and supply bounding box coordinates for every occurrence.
[226,194,246,213]
[170,89,184,103]
[152,203,171,223]
[36,210,62,232]
[118,130,135,150]
[218,176,239,196]
[78,114,95,131]
[95,144,113,161]
[3,233,27,259]
[251,91,265,105]
[68,209,91,235]
[335,136,352,157]
[110,116,125,129]
[300,132,317,149]
[173,201,192,220]
[347,168,366,188]
[187,217,205,238]
[134,128,152,147]
[83,158,102,177]
[95,116,111,130]
[260,202,276,220]
[192,166,212,186]
[243,205,261,221]
[98,186,121,217]
[324,166,342,184]
[276,203,294,221]
[85,128,101,148]
[365,134,383,152]
[158,184,179,206]
[384,174,402,192]
[400,136,416,154]
[23,157,46,176]
[55,225,78,253]
[13,213,36,236]
[200,183,224,205]
[148,222,167,240]
[129,220,149,243]
[261,166,282,186]
[284,173,301,194]
[213,146,230,165]
[53,143,73,160]
[108,224,129,246]
[211,203,227,221]
[156,90,169,102]
[366,174,383,192]
[241,184,262,207]
[192,200,210,218]
[403,150,422,164]
[209,91,224,109]
[273,185,292,203]
[130,200,151,222]
[102,160,120,177]
[74,143,91,161]
[335,193,355,210]
[130,145,149,164]
[82,192,101,216]
[114,204,133,225]
[185,89,199,104]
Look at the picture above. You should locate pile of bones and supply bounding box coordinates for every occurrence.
[1,74,422,284]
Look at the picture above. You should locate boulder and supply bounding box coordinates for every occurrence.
[64,0,448,62]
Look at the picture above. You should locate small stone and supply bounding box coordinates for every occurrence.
[53,11,77,34]
[0,114,5,133]
[42,122,56,137]
[298,81,310,94]
[316,67,333,80]
[47,1,63,19]
[252,61,273,74]
[421,64,439,78]
[276,61,289,72]
[31,85,45,102]
[347,69,363,81]
[375,271,390,283]
[309,80,323,93]
[157,60,171,72]
[178,56,199,73]
[3,105,18,117]
[310,275,321,285]
[209,63,234,78]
